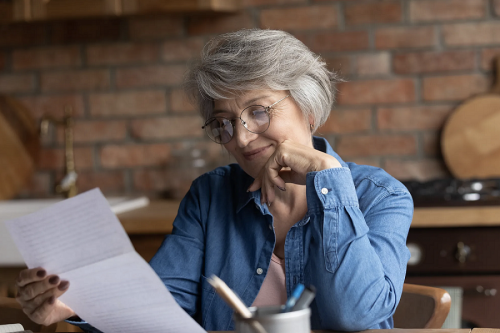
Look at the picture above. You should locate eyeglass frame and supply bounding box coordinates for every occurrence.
[201,94,290,144]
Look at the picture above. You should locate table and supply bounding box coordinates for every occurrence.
[210,329,479,333]
[27,326,500,333]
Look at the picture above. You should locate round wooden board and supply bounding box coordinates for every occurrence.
[441,94,500,179]
[0,96,39,199]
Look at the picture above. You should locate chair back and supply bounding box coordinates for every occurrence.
[0,296,57,332]
[393,283,451,328]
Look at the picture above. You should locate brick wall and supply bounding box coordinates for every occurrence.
[1,0,499,199]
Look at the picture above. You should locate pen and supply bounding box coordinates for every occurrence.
[291,285,316,311]
[282,283,305,312]
[207,275,267,333]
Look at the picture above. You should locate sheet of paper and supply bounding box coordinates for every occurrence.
[0,324,24,333]
[5,188,206,333]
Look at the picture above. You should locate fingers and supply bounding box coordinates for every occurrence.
[17,267,47,288]
[248,163,287,206]
[21,282,56,315]
[247,140,342,205]
[28,282,72,325]
[20,278,69,314]
[16,267,73,325]
[17,274,60,302]
[29,298,56,326]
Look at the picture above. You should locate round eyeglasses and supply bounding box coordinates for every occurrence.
[202,95,290,144]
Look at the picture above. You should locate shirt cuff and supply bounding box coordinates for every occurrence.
[66,317,102,333]
[306,167,358,209]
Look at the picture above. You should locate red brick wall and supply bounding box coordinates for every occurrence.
[1,0,499,199]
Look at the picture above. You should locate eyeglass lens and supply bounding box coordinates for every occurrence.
[204,105,270,144]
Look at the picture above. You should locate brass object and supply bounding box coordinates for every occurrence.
[455,241,471,264]
[40,106,78,198]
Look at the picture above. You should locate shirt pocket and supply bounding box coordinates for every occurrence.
[323,209,339,273]
[200,274,216,328]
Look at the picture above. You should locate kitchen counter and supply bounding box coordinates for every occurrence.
[119,200,180,234]
[411,206,500,228]
[118,200,500,233]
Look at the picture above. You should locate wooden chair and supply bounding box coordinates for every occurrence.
[393,283,452,328]
[0,296,57,332]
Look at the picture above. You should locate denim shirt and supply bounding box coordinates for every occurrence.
[69,137,413,332]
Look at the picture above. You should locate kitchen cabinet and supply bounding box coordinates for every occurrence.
[406,218,500,327]
[2,0,240,23]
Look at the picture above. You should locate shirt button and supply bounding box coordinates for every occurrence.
[321,188,329,195]
[256,268,263,275]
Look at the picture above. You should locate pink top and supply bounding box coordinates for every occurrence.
[251,253,287,307]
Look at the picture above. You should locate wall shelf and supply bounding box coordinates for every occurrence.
[1,0,241,23]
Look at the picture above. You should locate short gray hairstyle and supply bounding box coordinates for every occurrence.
[184,29,341,132]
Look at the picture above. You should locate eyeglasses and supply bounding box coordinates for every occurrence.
[202,95,290,144]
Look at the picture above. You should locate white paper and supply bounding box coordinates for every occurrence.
[5,188,206,333]
[0,324,24,333]
[0,196,150,266]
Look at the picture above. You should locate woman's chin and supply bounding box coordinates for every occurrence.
[239,160,265,180]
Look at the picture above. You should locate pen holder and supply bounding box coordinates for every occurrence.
[234,306,310,333]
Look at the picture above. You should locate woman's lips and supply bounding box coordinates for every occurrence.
[242,145,271,160]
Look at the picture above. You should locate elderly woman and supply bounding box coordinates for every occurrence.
[15,29,413,332]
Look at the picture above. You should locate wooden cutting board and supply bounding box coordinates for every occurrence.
[441,57,500,179]
[0,95,39,199]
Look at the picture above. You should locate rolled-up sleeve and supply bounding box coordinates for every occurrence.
[306,167,413,331]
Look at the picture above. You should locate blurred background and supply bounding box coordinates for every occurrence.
[1,0,498,200]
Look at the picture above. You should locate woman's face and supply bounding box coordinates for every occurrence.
[213,90,314,179]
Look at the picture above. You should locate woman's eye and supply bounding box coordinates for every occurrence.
[251,110,267,119]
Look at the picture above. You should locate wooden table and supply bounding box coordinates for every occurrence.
[210,329,476,333]
[31,324,500,333]
[209,329,500,333]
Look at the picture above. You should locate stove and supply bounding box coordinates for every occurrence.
[402,178,500,207]
[401,178,500,328]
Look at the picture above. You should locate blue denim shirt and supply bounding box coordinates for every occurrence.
[69,137,413,332]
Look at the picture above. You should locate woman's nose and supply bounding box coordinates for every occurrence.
[233,119,256,147]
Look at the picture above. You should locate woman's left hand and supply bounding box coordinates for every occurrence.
[247,140,342,204]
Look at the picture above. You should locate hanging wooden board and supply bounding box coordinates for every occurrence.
[0,96,39,200]
[441,57,500,179]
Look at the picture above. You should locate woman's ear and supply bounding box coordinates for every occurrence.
[308,114,315,132]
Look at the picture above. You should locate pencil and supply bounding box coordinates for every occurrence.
[207,275,267,333]
[207,275,253,318]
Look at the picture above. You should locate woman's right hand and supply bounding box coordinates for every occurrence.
[16,267,76,326]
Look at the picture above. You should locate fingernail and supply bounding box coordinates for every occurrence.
[58,281,69,291]
[277,186,286,191]
[37,270,46,278]
[49,276,59,285]
[48,296,55,305]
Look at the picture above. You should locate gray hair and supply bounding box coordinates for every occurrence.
[184,29,342,132]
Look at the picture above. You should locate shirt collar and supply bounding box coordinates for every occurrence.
[235,136,347,213]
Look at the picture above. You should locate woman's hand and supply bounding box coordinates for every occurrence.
[247,140,342,204]
[16,267,76,326]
